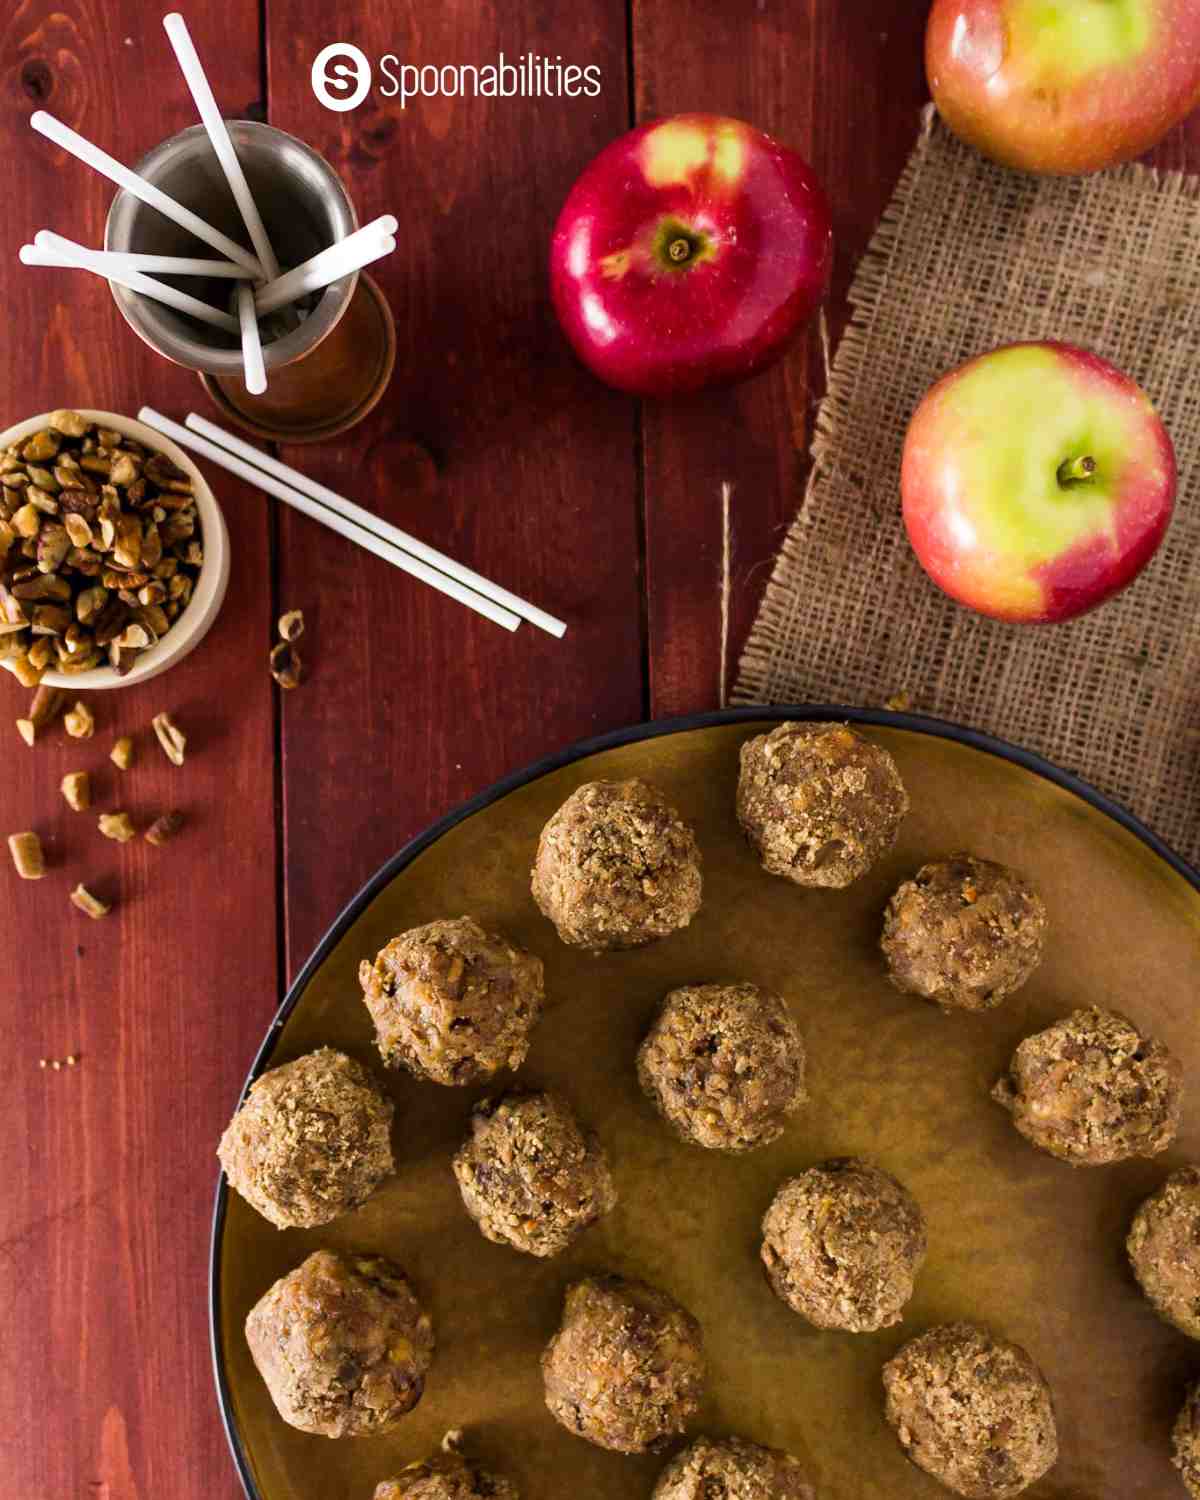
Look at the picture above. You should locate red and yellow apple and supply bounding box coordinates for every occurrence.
[927,0,1200,175]
[901,342,1176,623]
[550,114,833,396]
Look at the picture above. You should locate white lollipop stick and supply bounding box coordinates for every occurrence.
[22,242,246,278]
[254,216,398,316]
[236,283,267,395]
[24,234,239,334]
[162,13,280,282]
[30,110,264,278]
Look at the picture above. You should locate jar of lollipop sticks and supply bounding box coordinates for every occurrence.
[100,120,396,443]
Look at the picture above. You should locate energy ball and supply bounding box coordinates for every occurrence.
[652,1435,814,1499]
[245,1249,434,1439]
[1128,1167,1200,1339]
[531,779,702,951]
[541,1274,706,1453]
[1175,1383,1200,1499]
[637,982,807,1153]
[760,1160,927,1332]
[374,1432,519,1500]
[217,1047,394,1230]
[881,855,1047,1012]
[359,917,544,1086]
[883,1322,1058,1499]
[452,1089,617,1257]
[737,722,909,889]
[992,1006,1183,1166]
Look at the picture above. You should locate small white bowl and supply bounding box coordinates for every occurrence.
[0,408,229,690]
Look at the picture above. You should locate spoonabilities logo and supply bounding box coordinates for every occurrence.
[311,43,372,112]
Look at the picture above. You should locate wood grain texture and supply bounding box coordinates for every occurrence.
[0,5,272,1499]
[264,2,643,972]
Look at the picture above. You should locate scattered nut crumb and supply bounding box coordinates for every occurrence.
[269,640,303,689]
[885,692,913,712]
[16,718,35,747]
[98,811,136,843]
[61,771,91,812]
[278,609,304,642]
[144,810,184,847]
[8,830,45,879]
[70,883,111,919]
[64,700,95,739]
[110,735,135,770]
[152,711,186,766]
[29,685,66,731]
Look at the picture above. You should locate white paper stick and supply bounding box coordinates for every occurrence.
[23,242,247,278]
[162,13,280,282]
[185,412,568,639]
[30,110,264,278]
[254,217,398,316]
[24,235,239,334]
[236,283,267,395]
[138,408,522,634]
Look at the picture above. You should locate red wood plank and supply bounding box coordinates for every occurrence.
[263,4,643,971]
[633,1,929,719]
[0,5,272,1498]
[633,3,1200,721]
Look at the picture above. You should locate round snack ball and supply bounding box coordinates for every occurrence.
[637,983,807,1153]
[374,1432,519,1500]
[737,721,909,889]
[452,1089,617,1257]
[881,855,1047,1012]
[761,1159,927,1332]
[992,1006,1183,1166]
[359,917,544,1086]
[1128,1167,1200,1339]
[1175,1383,1200,1499]
[541,1274,706,1453]
[217,1047,394,1230]
[531,778,702,951]
[652,1435,813,1499]
[245,1248,434,1439]
[882,1322,1058,1499]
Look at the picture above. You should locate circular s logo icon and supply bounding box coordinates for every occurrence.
[311,43,372,112]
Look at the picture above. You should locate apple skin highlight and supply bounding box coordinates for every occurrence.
[927,0,1200,175]
[549,114,833,397]
[901,342,1176,624]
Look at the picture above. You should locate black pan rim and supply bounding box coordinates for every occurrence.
[208,703,1200,1499]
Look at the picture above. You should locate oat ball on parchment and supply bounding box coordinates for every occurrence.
[1128,1166,1200,1339]
[359,917,544,1086]
[652,1435,814,1499]
[541,1274,706,1453]
[882,1322,1058,1498]
[245,1249,434,1439]
[737,722,909,889]
[531,778,702,951]
[452,1089,617,1257]
[217,1047,394,1230]
[761,1159,927,1332]
[637,982,807,1153]
[374,1431,519,1500]
[992,1006,1183,1166]
[881,855,1047,1012]
[1175,1383,1200,1498]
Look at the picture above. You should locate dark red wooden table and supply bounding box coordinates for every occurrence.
[1,5,1196,1494]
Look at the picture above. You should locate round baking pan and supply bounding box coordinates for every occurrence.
[211,706,1200,1500]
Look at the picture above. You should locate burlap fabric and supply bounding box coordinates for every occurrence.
[734,108,1200,867]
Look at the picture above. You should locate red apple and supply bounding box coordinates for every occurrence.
[550,114,833,396]
[901,342,1176,623]
[927,0,1200,175]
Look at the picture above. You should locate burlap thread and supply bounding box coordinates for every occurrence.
[734,109,1200,867]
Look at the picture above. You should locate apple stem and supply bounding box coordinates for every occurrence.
[667,238,691,263]
[1057,455,1097,487]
